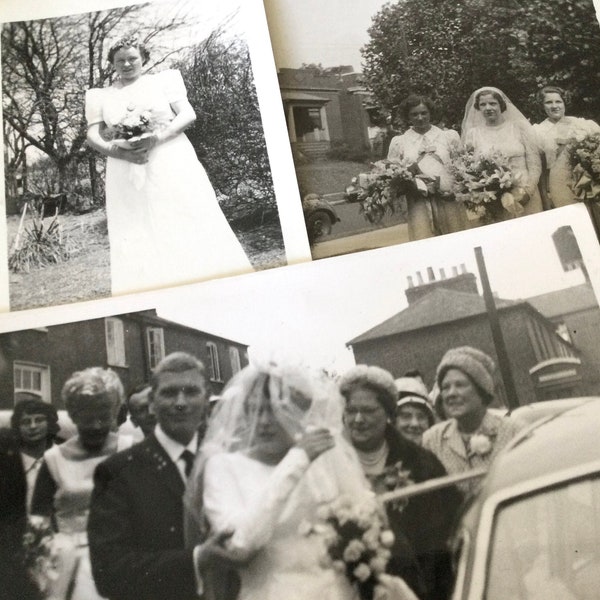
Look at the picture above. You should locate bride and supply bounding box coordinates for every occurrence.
[85,34,253,296]
[461,86,542,223]
[184,363,419,600]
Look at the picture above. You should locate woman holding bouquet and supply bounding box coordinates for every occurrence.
[86,35,252,296]
[184,363,419,600]
[461,87,542,223]
[532,86,600,208]
[387,95,466,240]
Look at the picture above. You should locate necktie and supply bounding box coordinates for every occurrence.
[180,449,195,478]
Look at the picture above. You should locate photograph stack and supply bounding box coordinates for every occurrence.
[1,1,600,599]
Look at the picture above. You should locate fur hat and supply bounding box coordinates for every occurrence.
[436,346,496,400]
[339,365,397,418]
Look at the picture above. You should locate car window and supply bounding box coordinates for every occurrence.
[486,475,600,599]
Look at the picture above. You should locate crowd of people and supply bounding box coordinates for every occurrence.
[386,86,600,240]
[0,345,522,600]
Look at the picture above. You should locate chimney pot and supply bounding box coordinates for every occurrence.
[452,266,459,277]
[427,267,435,282]
[440,268,446,280]
[407,275,414,288]
[416,271,424,285]
[460,263,467,274]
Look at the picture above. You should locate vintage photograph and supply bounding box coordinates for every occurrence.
[1,0,309,312]
[265,0,600,258]
[1,203,600,599]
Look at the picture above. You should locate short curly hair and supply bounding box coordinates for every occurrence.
[107,33,150,66]
[536,85,568,107]
[399,94,436,122]
[339,365,398,418]
[11,398,60,443]
[474,89,507,113]
[61,367,122,418]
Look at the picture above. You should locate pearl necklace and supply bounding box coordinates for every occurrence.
[356,442,389,475]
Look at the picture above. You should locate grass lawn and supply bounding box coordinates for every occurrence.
[6,208,286,312]
[295,159,369,197]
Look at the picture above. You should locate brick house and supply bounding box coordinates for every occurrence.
[278,66,375,159]
[0,310,249,410]
[348,268,595,407]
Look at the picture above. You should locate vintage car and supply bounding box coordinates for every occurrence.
[451,397,600,599]
[302,193,340,242]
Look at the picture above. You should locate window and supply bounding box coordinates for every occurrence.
[486,476,600,599]
[229,347,241,375]
[206,342,221,382]
[105,318,126,367]
[146,327,165,370]
[13,362,51,403]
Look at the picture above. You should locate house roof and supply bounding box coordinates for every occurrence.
[526,283,598,319]
[280,91,330,103]
[348,288,519,345]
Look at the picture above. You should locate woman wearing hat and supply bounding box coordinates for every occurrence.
[422,347,520,495]
[340,365,461,600]
[394,377,436,446]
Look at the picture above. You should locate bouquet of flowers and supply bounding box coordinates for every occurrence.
[301,494,395,600]
[22,516,78,599]
[450,147,525,223]
[568,132,600,202]
[106,105,164,148]
[344,158,428,224]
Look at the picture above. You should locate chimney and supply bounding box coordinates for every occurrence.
[405,265,479,305]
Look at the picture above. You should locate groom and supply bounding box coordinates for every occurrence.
[88,352,235,600]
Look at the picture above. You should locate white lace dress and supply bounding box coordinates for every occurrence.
[533,116,600,207]
[465,120,543,220]
[203,448,356,600]
[85,69,252,295]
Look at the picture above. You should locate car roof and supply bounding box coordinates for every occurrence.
[507,396,592,429]
[482,397,600,497]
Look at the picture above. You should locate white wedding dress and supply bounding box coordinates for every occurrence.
[85,69,253,295]
[202,448,356,600]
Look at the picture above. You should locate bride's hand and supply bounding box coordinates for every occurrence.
[113,145,150,164]
[295,428,334,461]
[373,574,420,600]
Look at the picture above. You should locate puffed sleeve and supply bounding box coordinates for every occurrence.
[160,69,188,103]
[520,124,542,194]
[387,135,404,160]
[444,128,461,152]
[85,88,105,126]
[203,449,310,561]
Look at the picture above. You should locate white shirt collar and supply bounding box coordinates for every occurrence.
[154,424,198,463]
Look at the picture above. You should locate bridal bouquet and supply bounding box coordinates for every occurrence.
[568,132,600,202]
[107,105,161,146]
[344,158,427,223]
[301,494,395,600]
[450,147,525,222]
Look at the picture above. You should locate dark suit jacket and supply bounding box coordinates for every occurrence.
[88,434,198,600]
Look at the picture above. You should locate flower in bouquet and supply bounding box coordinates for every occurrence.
[568,132,600,202]
[302,494,395,600]
[450,147,525,222]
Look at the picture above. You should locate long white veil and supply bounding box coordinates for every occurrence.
[461,86,533,142]
[183,361,372,547]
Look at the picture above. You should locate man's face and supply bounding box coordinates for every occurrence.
[150,369,208,445]
[128,386,156,436]
[18,412,49,447]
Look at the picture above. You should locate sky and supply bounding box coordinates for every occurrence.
[263,0,391,71]
[152,205,597,373]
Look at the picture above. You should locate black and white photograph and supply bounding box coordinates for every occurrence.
[1,203,600,600]
[1,0,310,312]
[265,0,600,258]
